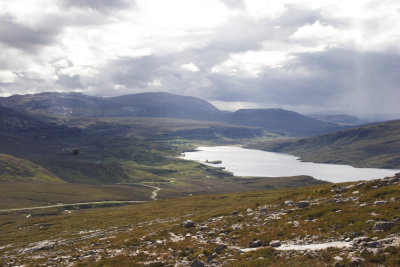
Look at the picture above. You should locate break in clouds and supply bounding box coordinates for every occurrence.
[0,0,399,117]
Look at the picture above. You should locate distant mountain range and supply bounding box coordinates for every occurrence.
[0,92,350,136]
[256,119,400,169]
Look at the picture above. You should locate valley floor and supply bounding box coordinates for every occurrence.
[1,175,400,266]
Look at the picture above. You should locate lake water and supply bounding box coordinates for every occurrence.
[181,146,400,183]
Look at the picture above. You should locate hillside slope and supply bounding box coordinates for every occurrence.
[255,120,400,169]
[309,114,368,126]
[0,154,63,182]
[1,175,399,266]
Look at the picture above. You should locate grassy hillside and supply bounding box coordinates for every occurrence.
[309,114,367,126]
[0,154,62,182]
[0,105,245,184]
[0,175,324,210]
[0,105,324,196]
[251,120,400,169]
[0,182,152,210]
[1,175,399,266]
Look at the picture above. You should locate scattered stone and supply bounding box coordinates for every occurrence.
[334,256,344,262]
[352,191,359,194]
[183,220,195,228]
[214,244,227,254]
[23,241,55,253]
[331,186,347,194]
[366,241,381,248]
[373,221,394,231]
[359,203,369,207]
[392,217,400,224]
[378,237,394,244]
[270,240,281,247]
[249,240,262,248]
[284,200,294,206]
[297,201,310,208]
[293,221,300,228]
[352,236,369,244]
[230,211,238,215]
[190,259,205,267]
[374,200,388,205]
[350,257,365,266]
[207,253,217,263]
[259,206,267,213]
[390,197,398,203]
[232,224,242,230]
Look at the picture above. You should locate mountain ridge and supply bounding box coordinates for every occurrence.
[0,91,349,137]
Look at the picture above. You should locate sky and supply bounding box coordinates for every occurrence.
[0,0,399,117]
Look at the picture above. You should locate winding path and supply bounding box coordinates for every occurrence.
[140,184,161,200]
[0,183,162,213]
[0,200,145,213]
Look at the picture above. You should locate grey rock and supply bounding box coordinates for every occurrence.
[350,257,365,266]
[373,221,394,231]
[378,237,394,244]
[374,200,388,205]
[284,200,294,206]
[366,241,380,248]
[206,253,218,263]
[249,240,262,248]
[215,244,227,254]
[352,236,369,244]
[297,201,310,208]
[190,259,205,267]
[331,186,347,193]
[230,210,238,215]
[24,241,55,253]
[270,240,281,247]
[259,206,268,213]
[183,220,195,228]
[334,256,343,262]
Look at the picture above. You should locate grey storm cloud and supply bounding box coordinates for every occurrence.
[0,0,399,117]
[61,0,135,11]
[0,15,60,52]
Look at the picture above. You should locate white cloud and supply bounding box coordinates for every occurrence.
[148,79,162,87]
[243,0,287,20]
[210,100,264,111]
[211,50,295,77]
[0,70,17,83]
[291,21,337,40]
[181,62,199,72]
